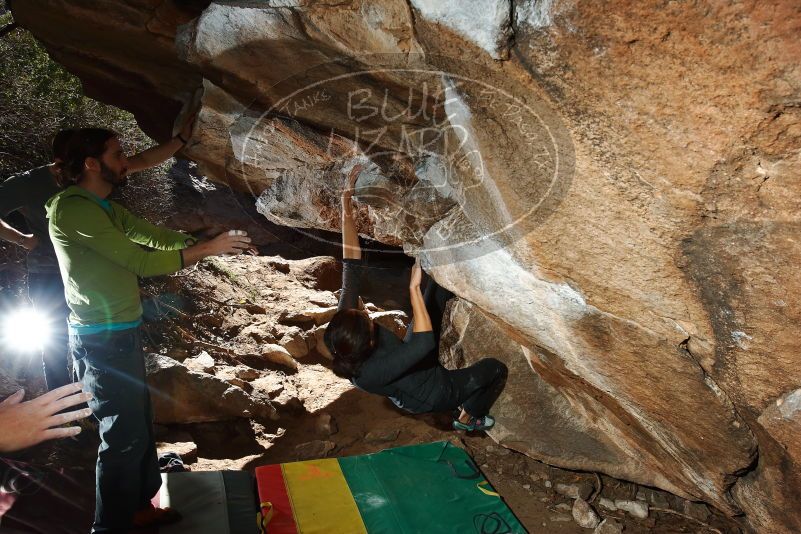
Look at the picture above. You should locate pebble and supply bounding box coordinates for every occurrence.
[556,481,594,500]
[572,498,600,529]
[544,480,552,488]
[522,484,531,490]
[598,497,618,511]
[615,499,649,519]
[594,518,624,534]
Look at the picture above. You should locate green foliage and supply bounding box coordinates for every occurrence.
[0,13,150,178]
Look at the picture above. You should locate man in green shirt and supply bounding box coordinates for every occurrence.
[47,127,252,533]
[0,120,194,391]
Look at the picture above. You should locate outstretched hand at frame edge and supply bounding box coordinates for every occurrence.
[0,382,93,453]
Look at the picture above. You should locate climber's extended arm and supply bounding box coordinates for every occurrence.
[341,165,362,260]
[408,260,433,333]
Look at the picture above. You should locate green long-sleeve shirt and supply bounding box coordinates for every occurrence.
[46,186,191,327]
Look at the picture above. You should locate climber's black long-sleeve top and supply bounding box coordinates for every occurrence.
[337,258,452,413]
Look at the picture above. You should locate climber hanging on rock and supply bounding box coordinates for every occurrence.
[324,164,508,432]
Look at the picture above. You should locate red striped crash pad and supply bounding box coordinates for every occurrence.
[255,441,526,533]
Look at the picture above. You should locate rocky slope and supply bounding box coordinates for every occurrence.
[12,1,801,532]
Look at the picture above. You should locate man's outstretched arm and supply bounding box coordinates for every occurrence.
[125,113,196,175]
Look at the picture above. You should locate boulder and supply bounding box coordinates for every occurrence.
[145,354,276,424]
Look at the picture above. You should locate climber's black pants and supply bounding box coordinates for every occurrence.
[401,277,508,418]
[432,358,508,418]
[70,327,161,533]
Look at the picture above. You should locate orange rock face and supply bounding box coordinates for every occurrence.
[13,1,801,531]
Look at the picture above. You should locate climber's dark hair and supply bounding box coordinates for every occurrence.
[55,127,117,187]
[324,309,374,379]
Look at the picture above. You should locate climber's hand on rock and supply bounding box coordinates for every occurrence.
[0,382,93,453]
[409,259,423,289]
[208,230,252,256]
[345,164,363,194]
[342,165,363,218]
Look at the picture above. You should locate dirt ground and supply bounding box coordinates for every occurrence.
[6,251,741,533]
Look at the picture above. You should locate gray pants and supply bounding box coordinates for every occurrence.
[70,327,161,533]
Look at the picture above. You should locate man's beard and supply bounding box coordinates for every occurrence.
[100,161,128,188]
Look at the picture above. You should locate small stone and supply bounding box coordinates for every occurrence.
[555,503,572,512]
[278,327,310,359]
[556,481,594,500]
[598,497,618,511]
[226,377,252,392]
[184,351,215,373]
[523,484,531,490]
[261,344,298,371]
[615,499,649,519]
[544,480,552,488]
[572,498,600,529]
[235,367,260,381]
[594,518,624,534]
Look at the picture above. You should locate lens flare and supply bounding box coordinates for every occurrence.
[1,308,52,353]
